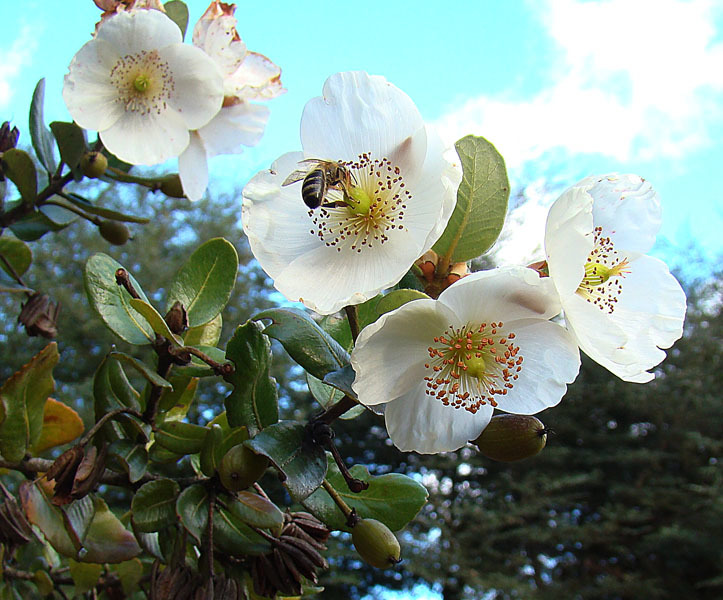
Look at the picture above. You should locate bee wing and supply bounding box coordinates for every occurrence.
[282,169,309,186]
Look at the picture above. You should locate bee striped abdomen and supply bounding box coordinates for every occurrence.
[302,170,326,209]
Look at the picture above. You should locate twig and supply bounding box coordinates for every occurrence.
[344,305,361,342]
[79,407,144,446]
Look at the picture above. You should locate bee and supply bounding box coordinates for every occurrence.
[282,159,355,210]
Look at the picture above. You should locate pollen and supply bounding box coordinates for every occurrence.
[423,322,523,413]
[309,152,410,253]
[576,226,631,313]
[110,50,174,116]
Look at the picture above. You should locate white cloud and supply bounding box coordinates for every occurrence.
[434,0,723,170]
[0,25,37,110]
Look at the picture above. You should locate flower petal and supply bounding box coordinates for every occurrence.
[178,131,209,201]
[351,298,456,406]
[545,184,594,298]
[585,174,662,254]
[300,72,425,162]
[439,267,562,323]
[492,318,580,415]
[62,39,125,131]
[100,105,189,165]
[384,383,493,453]
[198,103,269,157]
[96,9,181,54]
[160,44,224,129]
[226,51,284,101]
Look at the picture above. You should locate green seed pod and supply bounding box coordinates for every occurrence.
[218,444,269,492]
[80,151,108,178]
[98,220,131,245]
[159,174,186,198]
[351,518,401,569]
[472,414,548,462]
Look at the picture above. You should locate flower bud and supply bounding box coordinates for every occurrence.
[472,414,548,462]
[80,151,108,178]
[218,444,269,492]
[159,174,186,198]
[0,121,19,153]
[98,220,131,245]
[351,518,401,569]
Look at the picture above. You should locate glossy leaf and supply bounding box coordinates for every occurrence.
[245,421,326,502]
[223,321,278,435]
[8,205,74,241]
[1,149,37,204]
[64,192,150,223]
[199,423,224,477]
[231,491,284,533]
[158,375,198,419]
[0,342,58,461]
[154,421,207,455]
[0,235,32,278]
[147,441,184,464]
[109,351,172,389]
[62,496,96,555]
[166,237,238,327]
[49,121,86,177]
[129,298,183,345]
[164,0,189,38]
[176,484,209,545]
[213,503,272,556]
[31,398,84,454]
[303,458,428,532]
[307,373,364,420]
[322,364,358,401]
[107,439,148,483]
[184,313,222,346]
[93,355,145,443]
[255,307,349,379]
[376,289,429,315]
[111,558,144,596]
[29,78,57,173]
[84,253,155,344]
[433,135,509,262]
[131,479,180,533]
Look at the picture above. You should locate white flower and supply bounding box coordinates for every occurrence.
[350,268,581,454]
[544,174,686,383]
[63,10,224,165]
[242,71,459,315]
[178,1,284,201]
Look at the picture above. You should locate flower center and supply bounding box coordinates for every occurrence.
[424,322,523,414]
[308,153,410,253]
[110,50,173,116]
[576,226,630,313]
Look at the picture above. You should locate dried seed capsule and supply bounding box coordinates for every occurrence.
[472,414,548,462]
[218,444,269,492]
[80,151,107,178]
[351,518,401,569]
[99,221,131,245]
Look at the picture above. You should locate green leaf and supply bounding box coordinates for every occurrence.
[0,235,32,278]
[109,351,172,389]
[107,439,148,483]
[167,237,238,327]
[8,205,74,241]
[29,79,57,173]
[223,321,278,435]
[183,313,222,347]
[1,149,37,204]
[255,308,350,379]
[93,354,146,444]
[69,560,102,595]
[49,121,86,178]
[377,289,429,315]
[164,0,189,38]
[147,441,184,464]
[303,457,429,532]
[213,503,272,556]
[64,192,150,223]
[199,423,224,477]
[307,373,364,420]
[84,253,155,344]
[111,558,144,596]
[62,496,96,553]
[322,364,358,400]
[229,491,284,534]
[131,479,180,533]
[129,298,183,345]
[245,421,327,502]
[432,135,509,262]
[158,375,198,419]
[176,484,209,545]
[319,295,383,353]
[0,342,58,461]
[154,421,207,455]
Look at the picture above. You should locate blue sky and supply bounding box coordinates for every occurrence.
[2,0,723,271]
